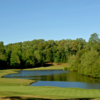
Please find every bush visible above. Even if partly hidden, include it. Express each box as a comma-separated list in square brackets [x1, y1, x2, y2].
[63, 67, 67, 71]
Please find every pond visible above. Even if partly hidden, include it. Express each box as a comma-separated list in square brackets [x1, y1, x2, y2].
[3, 70, 100, 89]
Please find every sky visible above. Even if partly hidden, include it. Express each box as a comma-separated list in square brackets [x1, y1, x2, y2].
[0, 0, 100, 45]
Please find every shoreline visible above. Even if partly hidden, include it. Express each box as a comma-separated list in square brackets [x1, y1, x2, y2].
[0, 66, 65, 87]
[1, 66, 100, 99]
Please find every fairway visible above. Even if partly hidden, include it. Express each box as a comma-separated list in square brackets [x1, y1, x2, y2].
[1, 86, 100, 99]
[0, 68, 100, 100]
[24, 63, 67, 70]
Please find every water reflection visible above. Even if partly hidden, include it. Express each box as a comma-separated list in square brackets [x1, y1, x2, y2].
[4, 70, 100, 89]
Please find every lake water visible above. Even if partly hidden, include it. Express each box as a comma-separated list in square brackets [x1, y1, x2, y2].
[3, 70, 100, 89]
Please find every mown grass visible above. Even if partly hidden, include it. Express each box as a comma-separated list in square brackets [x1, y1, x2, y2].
[0, 65, 100, 100]
[1, 86, 100, 99]
[24, 65, 66, 71]
[0, 69, 34, 86]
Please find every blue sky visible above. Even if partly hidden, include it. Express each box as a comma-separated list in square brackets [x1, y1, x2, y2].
[0, 0, 100, 45]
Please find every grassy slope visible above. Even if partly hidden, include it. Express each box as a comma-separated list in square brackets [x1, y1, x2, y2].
[24, 63, 67, 70]
[0, 69, 34, 86]
[24, 66, 65, 70]
[0, 64, 100, 99]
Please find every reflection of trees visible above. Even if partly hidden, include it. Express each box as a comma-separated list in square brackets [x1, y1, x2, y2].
[41, 73, 68, 81]
[37, 72, 100, 83]
[66, 71, 100, 83]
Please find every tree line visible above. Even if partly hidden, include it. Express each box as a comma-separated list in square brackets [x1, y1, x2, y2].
[0, 33, 100, 78]
[66, 33, 100, 78]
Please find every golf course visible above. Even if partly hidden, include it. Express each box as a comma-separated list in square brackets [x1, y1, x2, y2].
[1, 0, 100, 99]
[0, 63, 100, 100]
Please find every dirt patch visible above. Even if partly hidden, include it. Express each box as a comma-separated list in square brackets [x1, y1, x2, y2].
[45, 62, 68, 66]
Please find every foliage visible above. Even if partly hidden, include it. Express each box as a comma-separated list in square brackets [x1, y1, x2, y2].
[92, 56, 100, 77]
[78, 50, 99, 76]
[1, 33, 100, 78]
[63, 67, 67, 71]
[67, 51, 81, 71]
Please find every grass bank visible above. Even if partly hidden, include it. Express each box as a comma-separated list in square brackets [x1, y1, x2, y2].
[0, 69, 35, 86]
[24, 63, 68, 70]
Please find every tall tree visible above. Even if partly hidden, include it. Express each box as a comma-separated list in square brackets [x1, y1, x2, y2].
[0, 42, 6, 69]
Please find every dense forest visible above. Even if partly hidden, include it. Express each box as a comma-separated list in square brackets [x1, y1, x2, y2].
[0, 33, 100, 78]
